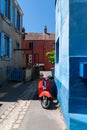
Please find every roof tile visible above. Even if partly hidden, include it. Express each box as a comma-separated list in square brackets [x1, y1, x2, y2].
[25, 32, 55, 40]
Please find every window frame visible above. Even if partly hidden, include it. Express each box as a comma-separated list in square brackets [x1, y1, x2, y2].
[16, 43, 20, 49]
[28, 42, 33, 50]
[0, 32, 12, 58]
[5, 0, 10, 20]
[17, 10, 20, 30]
[56, 38, 59, 63]
[4, 34, 10, 57]
[14, 7, 22, 31]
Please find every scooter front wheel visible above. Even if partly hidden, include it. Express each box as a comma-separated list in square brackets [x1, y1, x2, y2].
[41, 96, 50, 109]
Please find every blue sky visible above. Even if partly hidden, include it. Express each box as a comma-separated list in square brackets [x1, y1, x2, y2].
[17, 0, 55, 33]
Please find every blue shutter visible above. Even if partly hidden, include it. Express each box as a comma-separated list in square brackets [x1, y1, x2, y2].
[10, 0, 13, 23]
[1, 33, 5, 56]
[9, 39, 12, 58]
[1, 0, 5, 15]
[20, 16, 22, 32]
[14, 8, 17, 28]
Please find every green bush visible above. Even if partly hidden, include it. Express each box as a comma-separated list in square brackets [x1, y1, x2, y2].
[46, 50, 55, 65]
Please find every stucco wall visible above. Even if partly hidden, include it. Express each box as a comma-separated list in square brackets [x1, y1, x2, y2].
[55, 0, 69, 129]
[0, 8, 25, 83]
[69, 1, 87, 56]
[69, 1, 87, 129]
[55, 0, 87, 130]
[24, 68, 32, 81]
[22, 40, 54, 70]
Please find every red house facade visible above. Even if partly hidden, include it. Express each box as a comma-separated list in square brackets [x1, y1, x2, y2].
[22, 26, 55, 70]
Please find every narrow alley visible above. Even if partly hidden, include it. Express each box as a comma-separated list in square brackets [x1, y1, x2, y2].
[0, 72, 66, 130]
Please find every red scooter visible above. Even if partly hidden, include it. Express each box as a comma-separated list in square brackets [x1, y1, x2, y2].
[38, 75, 52, 109]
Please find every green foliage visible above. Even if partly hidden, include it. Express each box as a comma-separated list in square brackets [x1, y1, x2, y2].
[46, 50, 55, 65]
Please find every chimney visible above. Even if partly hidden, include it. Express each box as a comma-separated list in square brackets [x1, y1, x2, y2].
[22, 27, 25, 33]
[44, 25, 47, 34]
[22, 27, 25, 39]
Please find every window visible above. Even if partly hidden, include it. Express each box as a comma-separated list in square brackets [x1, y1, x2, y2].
[0, 0, 12, 22]
[50, 43, 55, 49]
[28, 42, 34, 50]
[4, 35, 9, 56]
[55, 0, 57, 6]
[17, 10, 20, 30]
[14, 7, 22, 31]
[5, 0, 7, 17]
[5, 0, 10, 20]
[16, 43, 20, 49]
[0, 32, 12, 58]
[56, 38, 59, 63]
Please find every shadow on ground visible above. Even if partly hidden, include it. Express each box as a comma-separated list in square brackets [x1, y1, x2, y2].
[0, 78, 57, 108]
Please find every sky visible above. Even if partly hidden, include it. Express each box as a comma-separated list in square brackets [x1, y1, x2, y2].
[17, 0, 55, 33]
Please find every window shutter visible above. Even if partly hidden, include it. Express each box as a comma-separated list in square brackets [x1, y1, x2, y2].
[1, 0, 5, 15]
[9, 39, 12, 58]
[10, 0, 13, 23]
[1, 33, 5, 56]
[20, 16, 22, 32]
[14, 8, 17, 28]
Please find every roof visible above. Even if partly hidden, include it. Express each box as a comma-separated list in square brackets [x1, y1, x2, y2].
[25, 32, 55, 41]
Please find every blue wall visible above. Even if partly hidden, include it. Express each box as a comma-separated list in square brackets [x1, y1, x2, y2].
[69, 1, 87, 56]
[69, 57, 87, 130]
[55, 0, 87, 130]
[70, 57, 87, 99]
[55, 0, 69, 129]
[70, 113, 87, 130]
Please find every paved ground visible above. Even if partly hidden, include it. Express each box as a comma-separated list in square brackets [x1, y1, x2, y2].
[0, 71, 67, 130]
[19, 98, 66, 130]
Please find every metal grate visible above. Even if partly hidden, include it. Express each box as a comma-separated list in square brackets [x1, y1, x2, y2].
[7, 67, 23, 81]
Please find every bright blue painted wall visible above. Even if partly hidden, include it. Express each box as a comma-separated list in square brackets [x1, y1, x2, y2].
[70, 113, 87, 130]
[55, 0, 87, 130]
[69, 57, 87, 130]
[55, 0, 69, 129]
[70, 1, 87, 56]
[69, 57, 87, 99]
